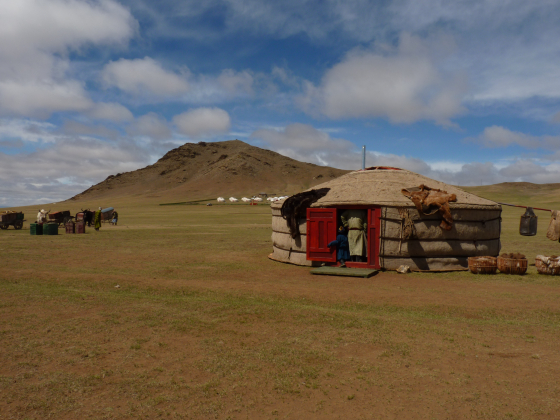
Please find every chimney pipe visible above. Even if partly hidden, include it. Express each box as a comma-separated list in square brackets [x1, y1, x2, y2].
[362, 145, 366, 170]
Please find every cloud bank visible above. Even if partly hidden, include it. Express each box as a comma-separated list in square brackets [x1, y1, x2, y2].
[173, 108, 231, 138]
[101, 57, 190, 96]
[0, 0, 136, 118]
[298, 34, 466, 125]
[252, 123, 560, 186]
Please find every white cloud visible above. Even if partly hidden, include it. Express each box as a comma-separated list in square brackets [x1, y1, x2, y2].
[59, 121, 121, 140]
[250, 122, 560, 187]
[0, 138, 149, 207]
[298, 34, 466, 125]
[252, 123, 433, 171]
[127, 0, 560, 118]
[101, 57, 190, 96]
[173, 107, 231, 138]
[217, 69, 254, 95]
[472, 126, 560, 150]
[0, 119, 57, 143]
[271, 66, 300, 88]
[0, 0, 136, 118]
[180, 69, 261, 104]
[251, 123, 355, 166]
[0, 0, 135, 57]
[127, 113, 172, 140]
[386, 1, 560, 107]
[0, 80, 93, 119]
[123, 0, 387, 42]
[86, 102, 134, 122]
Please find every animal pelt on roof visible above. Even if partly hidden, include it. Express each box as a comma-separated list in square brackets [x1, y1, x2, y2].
[402, 184, 457, 231]
[281, 188, 330, 239]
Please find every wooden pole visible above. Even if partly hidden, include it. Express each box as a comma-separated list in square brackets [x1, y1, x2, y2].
[498, 202, 552, 212]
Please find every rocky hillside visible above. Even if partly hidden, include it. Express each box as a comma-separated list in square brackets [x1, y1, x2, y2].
[70, 140, 349, 201]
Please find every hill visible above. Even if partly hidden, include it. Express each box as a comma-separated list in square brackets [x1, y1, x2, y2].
[463, 182, 560, 209]
[70, 140, 350, 202]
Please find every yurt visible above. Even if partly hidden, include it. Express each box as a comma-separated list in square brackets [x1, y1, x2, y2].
[269, 167, 501, 271]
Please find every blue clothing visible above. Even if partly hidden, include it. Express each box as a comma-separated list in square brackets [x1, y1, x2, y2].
[328, 233, 350, 262]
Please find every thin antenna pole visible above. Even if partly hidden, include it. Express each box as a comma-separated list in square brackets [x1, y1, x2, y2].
[362, 145, 366, 170]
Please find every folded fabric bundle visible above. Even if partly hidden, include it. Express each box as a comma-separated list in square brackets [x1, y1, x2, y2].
[546, 210, 560, 242]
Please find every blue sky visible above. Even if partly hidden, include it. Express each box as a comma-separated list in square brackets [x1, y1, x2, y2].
[2, 0, 560, 206]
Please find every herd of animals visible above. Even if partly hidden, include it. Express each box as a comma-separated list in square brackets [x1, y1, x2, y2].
[216, 196, 289, 203]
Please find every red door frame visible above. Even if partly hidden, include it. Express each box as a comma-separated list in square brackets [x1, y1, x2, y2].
[306, 206, 381, 269]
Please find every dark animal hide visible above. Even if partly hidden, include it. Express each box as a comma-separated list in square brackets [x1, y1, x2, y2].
[281, 188, 330, 239]
[80, 208, 94, 227]
[401, 184, 457, 231]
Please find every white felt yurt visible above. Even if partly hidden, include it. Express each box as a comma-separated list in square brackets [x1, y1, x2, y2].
[269, 167, 501, 271]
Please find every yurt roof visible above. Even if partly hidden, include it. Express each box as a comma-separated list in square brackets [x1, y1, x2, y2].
[302, 167, 500, 209]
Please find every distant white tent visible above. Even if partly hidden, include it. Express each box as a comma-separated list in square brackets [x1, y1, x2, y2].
[229, 197, 238, 202]
[217, 197, 225, 203]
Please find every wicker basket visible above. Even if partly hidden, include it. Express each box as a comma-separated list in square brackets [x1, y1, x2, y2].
[468, 256, 497, 274]
[497, 256, 528, 275]
[535, 256, 560, 276]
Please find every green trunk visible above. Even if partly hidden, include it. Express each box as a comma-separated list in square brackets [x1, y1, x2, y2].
[43, 223, 58, 235]
[30, 223, 43, 235]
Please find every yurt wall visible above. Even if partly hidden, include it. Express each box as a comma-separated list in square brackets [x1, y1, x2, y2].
[379, 206, 501, 271]
[269, 201, 321, 267]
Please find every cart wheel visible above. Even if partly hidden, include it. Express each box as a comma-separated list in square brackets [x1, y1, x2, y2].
[14, 221, 23, 230]
[0, 225, 8, 230]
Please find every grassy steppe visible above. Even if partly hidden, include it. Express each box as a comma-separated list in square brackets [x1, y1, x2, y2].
[1, 187, 560, 419]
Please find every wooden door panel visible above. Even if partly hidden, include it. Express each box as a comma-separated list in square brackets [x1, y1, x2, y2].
[306, 208, 337, 262]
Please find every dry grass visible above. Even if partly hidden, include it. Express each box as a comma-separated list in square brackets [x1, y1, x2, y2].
[1, 190, 560, 419]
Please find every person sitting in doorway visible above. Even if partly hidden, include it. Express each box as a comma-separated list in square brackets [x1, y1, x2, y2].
[328, 226, 350, 267]
[341, 209, 367, 262]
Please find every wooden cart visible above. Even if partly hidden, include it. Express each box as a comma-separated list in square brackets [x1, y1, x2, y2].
[48, 210, 74, 227]
[0, 212, 25, 230]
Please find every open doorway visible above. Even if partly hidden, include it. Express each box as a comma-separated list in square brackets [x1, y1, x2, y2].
[306, 206, 381, 269]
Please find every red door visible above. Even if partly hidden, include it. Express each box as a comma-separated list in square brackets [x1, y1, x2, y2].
[367, 207, 381, 269]
[306, 208, 337, 262]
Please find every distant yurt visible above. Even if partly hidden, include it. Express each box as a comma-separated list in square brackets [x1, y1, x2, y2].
[269, 167, 501, 271]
